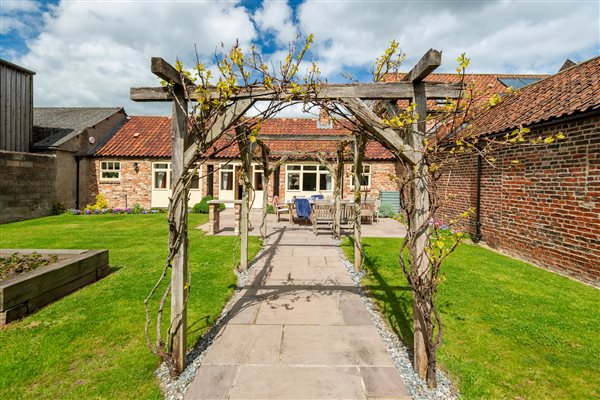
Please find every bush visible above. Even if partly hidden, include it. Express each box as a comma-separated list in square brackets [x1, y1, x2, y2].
[85, 194, 109, 212]
[266, 204, 274, 214]
[52, 203, 66, 215]
[192, 196, 225, 214]
[132, 203, 143, 214]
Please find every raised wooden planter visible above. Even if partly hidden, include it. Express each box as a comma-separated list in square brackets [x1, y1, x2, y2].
[0, 249, 109, 326]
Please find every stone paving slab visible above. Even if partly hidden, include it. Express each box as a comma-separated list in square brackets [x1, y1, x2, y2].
[185, 225, 410, 400]
[280, 325, 395, 366]
[201, 325, 282, 365]
[229, 366, 365, 399]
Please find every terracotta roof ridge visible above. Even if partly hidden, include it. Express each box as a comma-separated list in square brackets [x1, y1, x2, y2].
[507, 55, 600, 94]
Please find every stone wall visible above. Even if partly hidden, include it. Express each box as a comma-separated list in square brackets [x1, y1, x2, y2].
[0, 150, 57, 223]
[437, 114, 600, 284]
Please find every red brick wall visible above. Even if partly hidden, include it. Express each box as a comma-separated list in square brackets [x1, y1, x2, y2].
[89, 158, 153, 208]
[438, 114, 600, 284]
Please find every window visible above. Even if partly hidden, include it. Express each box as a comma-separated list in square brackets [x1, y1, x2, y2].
[286, 164, 332, 192]
[100, 161, 121, 180]
[319, 166, 332, 191]
[253, 165, 264, 191]
[220, 164, 234, 191]
[190, 168, 200, 190]
[153, 163, 170, 189]
[152, 162, 200, 190]
[351, 165, 371, 188]
[287, 165, 301, 190]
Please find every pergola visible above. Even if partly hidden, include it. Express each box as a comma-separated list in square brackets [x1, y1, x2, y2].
[130, 49, 461, 380]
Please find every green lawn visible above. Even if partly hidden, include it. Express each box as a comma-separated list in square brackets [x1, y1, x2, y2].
[342, 237, 600, 400]
[0, 214, 260, 399]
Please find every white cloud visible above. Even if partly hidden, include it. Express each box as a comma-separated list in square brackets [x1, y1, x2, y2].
[1, 0, 39, 13]
[6, 0, 599, 118]
[297, 0, 599, 76]
[253, 1, 297, 46]
[16, 1, 256, 115]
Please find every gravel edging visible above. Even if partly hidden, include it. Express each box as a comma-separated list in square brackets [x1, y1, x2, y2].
[335, 242, 459, 400]
[155, 243, 269, 400]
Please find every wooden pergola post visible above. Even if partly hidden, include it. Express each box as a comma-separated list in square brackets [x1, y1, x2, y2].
[400, 50, 440, 380]
[333, 144, 345, 238]
[170, 85, 189, 373]
[236, 126, 253, 271]
[353, 132, 367, 271]
[259, 143, 270, 239]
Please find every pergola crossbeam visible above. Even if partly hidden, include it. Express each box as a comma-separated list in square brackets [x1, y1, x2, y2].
[183, 99, 255, 165]
[342, 97, 418, 165]
[130, 81, 462, 102]
[401, 49, 441, 83]
[257, 134, 354, 141]
[151, 57, 193, 87]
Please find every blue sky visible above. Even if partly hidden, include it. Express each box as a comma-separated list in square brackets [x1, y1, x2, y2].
[1, 0, 598, 116]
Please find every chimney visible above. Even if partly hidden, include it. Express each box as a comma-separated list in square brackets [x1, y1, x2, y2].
[317, 107, 332, 129]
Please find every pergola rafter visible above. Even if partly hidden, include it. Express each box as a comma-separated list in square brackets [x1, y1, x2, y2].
[131, 48, 457, 380]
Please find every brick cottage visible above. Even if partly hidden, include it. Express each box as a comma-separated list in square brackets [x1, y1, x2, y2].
[90, 115, 402, 209]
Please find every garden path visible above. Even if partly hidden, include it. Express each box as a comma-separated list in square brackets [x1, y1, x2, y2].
[185, 225, 411, 399]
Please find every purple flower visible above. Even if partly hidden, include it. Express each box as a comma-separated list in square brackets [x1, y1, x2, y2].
[85, 209, 91, 215]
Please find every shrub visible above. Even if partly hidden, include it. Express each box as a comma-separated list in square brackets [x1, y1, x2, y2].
[266, 204, 274, 214]
[132, 203, 143, 214]
[52, 203, 66, 215]
[378, 203, 396, 218]
[85, 194, 109, 212]
[192, 196, 225, 214]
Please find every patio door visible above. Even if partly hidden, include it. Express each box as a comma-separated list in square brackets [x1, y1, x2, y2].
[218, 163, 263, 209]
[219, 163, 236, 206]
[252, 165, 264, 209]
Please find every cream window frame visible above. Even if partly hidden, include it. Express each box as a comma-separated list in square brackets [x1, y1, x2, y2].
[100, 161, 121, 181]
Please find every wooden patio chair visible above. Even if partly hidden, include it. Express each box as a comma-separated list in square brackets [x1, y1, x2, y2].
[361, 198, 376, 225]
[312, 199, 334, 235]
[273, 195, 291, 224]
[340, 201, 354, 230]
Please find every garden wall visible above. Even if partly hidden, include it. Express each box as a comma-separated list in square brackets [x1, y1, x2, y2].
[0, 150, 57, 224]
[438, 114, 600, 284]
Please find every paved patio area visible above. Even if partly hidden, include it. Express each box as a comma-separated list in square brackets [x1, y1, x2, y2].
[184, 225, 410, 399]
[197, 208, 407, 238]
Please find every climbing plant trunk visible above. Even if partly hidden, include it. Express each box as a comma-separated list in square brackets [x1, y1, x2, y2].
[353, 133, 367, 271]
[237, 127, 252, 271]
[333, 145, 345, 238]
[410, 81, 434, 385]
[260, 144, 270, 239]
[169, 87, 189, 373]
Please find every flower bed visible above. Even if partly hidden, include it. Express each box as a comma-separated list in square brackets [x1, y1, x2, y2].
[67, 207, 166, 215]
[0, 252, 58, 281]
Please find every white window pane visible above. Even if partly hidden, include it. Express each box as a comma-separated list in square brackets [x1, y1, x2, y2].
[320, 174, 332, 191]
[302, 173, 317, 191]
[287, 173, 300, 190]
[221, 171, 233, 190]
[154, 171, 168, 189]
